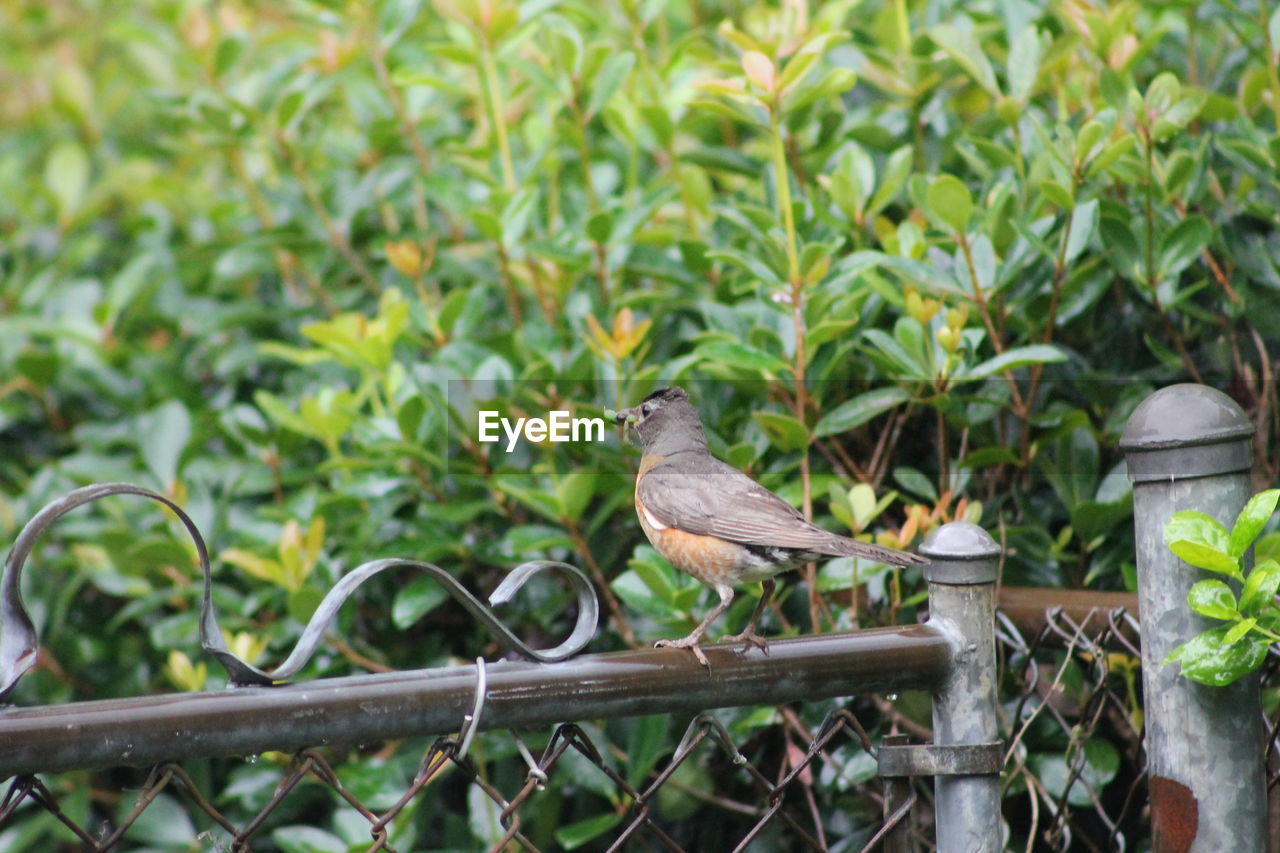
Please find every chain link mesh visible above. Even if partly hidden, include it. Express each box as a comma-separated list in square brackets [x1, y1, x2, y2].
[4, 602, 1279, 851]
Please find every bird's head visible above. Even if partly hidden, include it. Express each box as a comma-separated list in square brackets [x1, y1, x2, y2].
[608, 387, 706, 453]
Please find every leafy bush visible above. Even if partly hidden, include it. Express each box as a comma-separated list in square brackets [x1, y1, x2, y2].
[2, 0, 1278, 848]
[1165, 489, 1280, 685]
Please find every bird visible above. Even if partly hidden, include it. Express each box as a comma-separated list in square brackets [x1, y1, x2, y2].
[611, 386, 928, 667]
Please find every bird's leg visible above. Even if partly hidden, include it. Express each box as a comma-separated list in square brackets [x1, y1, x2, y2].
[722, 579, 775, 655]
[655, 585, 734, 668]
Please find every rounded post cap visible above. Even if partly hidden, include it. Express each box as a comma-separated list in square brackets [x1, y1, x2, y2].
[919, 522, 1000, 584]
[1120, 384, 1252, 482]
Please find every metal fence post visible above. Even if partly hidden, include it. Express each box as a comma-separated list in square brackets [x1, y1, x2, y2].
[1120, 383, 1266, 852]
[920, 521, 1002, 853]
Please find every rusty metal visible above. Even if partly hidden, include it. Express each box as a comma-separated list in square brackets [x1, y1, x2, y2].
[1150, 775, 1198, 853]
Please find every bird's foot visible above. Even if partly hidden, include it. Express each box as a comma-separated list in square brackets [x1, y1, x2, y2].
[654, 636, 710, 669]
[722, 626, 769, 656]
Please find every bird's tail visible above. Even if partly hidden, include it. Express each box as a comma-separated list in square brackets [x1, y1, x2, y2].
[822, 535, 929, 566]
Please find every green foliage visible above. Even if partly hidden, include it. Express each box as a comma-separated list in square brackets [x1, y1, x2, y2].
[1164, 490, 1280, 686]
[2, 0, 1278, 847]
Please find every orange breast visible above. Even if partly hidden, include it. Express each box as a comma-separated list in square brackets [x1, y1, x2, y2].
[635, 470, 746, 587]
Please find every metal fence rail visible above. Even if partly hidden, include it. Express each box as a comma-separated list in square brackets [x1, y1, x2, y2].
[0, 626, 950, 778]
[0, 489, 1002, 851]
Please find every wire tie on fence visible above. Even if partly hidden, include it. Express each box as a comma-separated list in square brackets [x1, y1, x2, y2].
[455, 656, 487, 762]
[510, 731, 548, 790]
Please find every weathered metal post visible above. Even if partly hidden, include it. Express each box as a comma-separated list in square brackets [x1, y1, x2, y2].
[920, 521, 1002, 852]
[1121, 383, 1266, 851]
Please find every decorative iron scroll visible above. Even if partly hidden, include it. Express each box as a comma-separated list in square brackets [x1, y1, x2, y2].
[0, 483, 600, 700]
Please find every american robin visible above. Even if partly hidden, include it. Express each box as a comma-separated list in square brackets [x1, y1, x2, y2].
[611, 386, 928, 667]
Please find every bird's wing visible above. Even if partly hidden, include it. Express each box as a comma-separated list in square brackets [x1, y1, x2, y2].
[638, 454, 914, 562]
[638, 455, 807, 542]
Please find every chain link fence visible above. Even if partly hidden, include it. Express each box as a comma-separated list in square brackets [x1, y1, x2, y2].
[10, 591, 1271, 852]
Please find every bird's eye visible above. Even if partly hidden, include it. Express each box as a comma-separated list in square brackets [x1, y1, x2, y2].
[640, 403, 652, 417]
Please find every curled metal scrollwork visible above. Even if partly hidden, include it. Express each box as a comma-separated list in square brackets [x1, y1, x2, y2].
[0, 483, 600, 700]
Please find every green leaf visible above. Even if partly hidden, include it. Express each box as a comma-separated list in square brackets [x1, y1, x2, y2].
[1038, 179, 1074, 210]
[1223, 618, 1258, 646]
[1186, 579, 1239, 621]
[1165, 510, 1231, 555]
[45, 141, 90, 222]
[625, 714, 671, 789]
[473, 208, 502, 242]
[867, 146, 913, 217]
[585, 52, 634, 118]
[119, 792, 196, 847]
[782, 66, 856, 113]
[776, 43, 821, 94]
[1075, 120, 1105, 163]
[893, 466, 937, 502]
[557, 470, 597, 521]
[555, 812, 622, 850]
[1026, 739, 1119, 808]
[959, 446, 1021, 468]
[392, 575, 451, 629]
[1040, 426, 1099, 511]
[926, 175, 972, 234]
[136, 399, 192, 487]
[214, 35, 246, 77]
[961, 345, 1066, 380]
[804, 318, 858, 350]
[1100, 214, 1143, 281]
[1064, 198, 1099, 264]
[694, 340, 791, 376]
[271, 826, 347, 853]
[494, 477, 563, 522]
[255, 390, 317, 439]
[1072, 498, 1132, 545]
[1007, 26, 1046, 101]
[814, 387, 910, 437]
[752, 411, 810, 451]
[1169, 540, 1241, 577]
[931, 23, 998, 95]
[1086, 134, 1136, 179]
[681, 146, 759, 176]
[706, 247, 785, 287]
[1157, 216, 1211, 280]
[1144, 72, 1181, 115]
[1229, 489, 1280, 558]
[586, 209, 614, 243]
[1240, 560, 1280, 616]
[1153, 91, 1206, 140]
[501, 188, 537, 247]
[861, 328, 930, 378]
[828, 144, 874, 219]
[847, 483, 878, 528]
[1164, 626, 1270, 686]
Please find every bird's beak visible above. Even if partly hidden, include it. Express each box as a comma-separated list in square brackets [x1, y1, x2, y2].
[607, 406, 638, 425]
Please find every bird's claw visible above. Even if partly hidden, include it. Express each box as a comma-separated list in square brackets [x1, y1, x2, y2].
[654, 637, 710, 669]
[722, 627, 769, 657]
